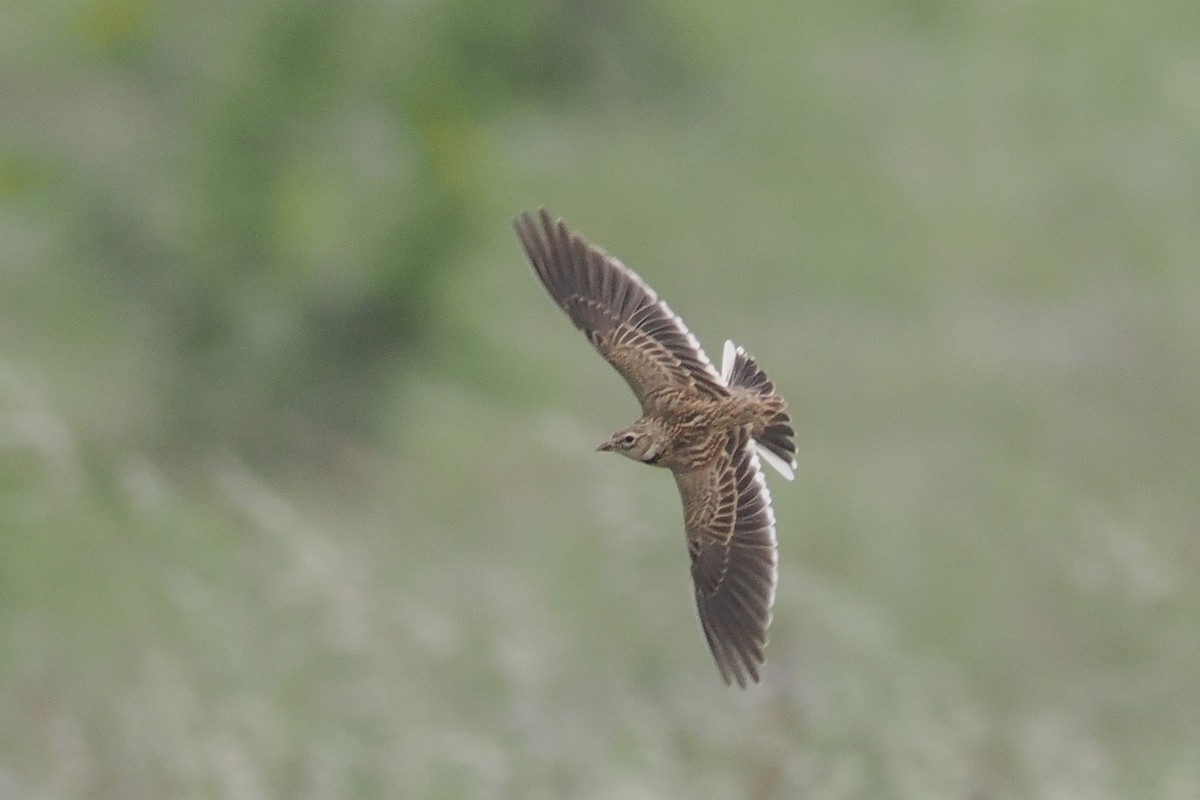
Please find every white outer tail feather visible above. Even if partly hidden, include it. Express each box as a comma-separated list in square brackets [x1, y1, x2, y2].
[720, 339, 795, 481]
[720, 339, 737, 383]
[756, 445, 795, 481]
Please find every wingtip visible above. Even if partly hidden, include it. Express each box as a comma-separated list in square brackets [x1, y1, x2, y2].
[511, 212, 530, 236]
[513, 207, 555, 226]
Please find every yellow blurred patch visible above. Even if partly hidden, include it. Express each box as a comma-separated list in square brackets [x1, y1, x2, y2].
[0, 155, 40, 196]
[75, 0, 148, 48]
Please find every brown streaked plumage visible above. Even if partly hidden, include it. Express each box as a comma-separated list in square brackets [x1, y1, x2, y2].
[514, 208, 797, 687]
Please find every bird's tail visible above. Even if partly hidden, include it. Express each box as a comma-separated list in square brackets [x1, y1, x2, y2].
[722, 341, 796, 481]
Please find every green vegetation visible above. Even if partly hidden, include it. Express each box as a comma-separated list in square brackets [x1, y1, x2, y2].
[2, 0, 1198, 796]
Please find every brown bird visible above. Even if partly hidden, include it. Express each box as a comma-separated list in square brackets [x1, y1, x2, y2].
[514, 209, 796, 687]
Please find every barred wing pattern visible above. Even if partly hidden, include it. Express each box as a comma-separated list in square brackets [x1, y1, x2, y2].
[514, 209, 726, 409]
[677, 426, 778, 687]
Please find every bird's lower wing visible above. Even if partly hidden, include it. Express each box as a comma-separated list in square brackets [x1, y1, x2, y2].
[676, 426, 778, 687]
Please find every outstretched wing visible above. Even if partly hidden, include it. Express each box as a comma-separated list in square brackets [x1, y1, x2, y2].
[675, 426, 778, 687]
[514, 209, 726, 409]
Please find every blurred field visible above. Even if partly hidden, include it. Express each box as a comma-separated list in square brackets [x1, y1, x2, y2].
[3, 0, 1199, 797]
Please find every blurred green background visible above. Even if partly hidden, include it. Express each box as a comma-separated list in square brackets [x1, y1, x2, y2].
[3, 0, 1199, 796]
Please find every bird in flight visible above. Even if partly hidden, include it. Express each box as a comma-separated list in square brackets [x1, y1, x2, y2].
[514, 209, 796, 687]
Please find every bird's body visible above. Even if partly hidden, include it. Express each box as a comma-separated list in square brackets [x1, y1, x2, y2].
[514, 209, 796, 687]
[605, 388, 778, 471]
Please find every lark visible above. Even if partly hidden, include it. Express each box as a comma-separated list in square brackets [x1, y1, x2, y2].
[514, 209, 796, 687]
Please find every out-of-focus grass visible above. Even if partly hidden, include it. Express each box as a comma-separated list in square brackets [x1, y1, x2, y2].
[3, 0, 1200, 797]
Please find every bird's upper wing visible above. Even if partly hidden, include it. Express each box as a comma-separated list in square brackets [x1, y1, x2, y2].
[514, 209, 727, 409]
[675, 425, 778, 687]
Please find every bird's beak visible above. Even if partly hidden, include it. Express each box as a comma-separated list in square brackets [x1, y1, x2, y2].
[596, 439, 614, 452]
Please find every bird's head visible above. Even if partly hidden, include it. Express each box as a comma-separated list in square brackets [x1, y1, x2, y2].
[597, 423, 662, 464]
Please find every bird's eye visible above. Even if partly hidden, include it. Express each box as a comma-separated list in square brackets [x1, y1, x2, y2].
[621, 433, 636, 447]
